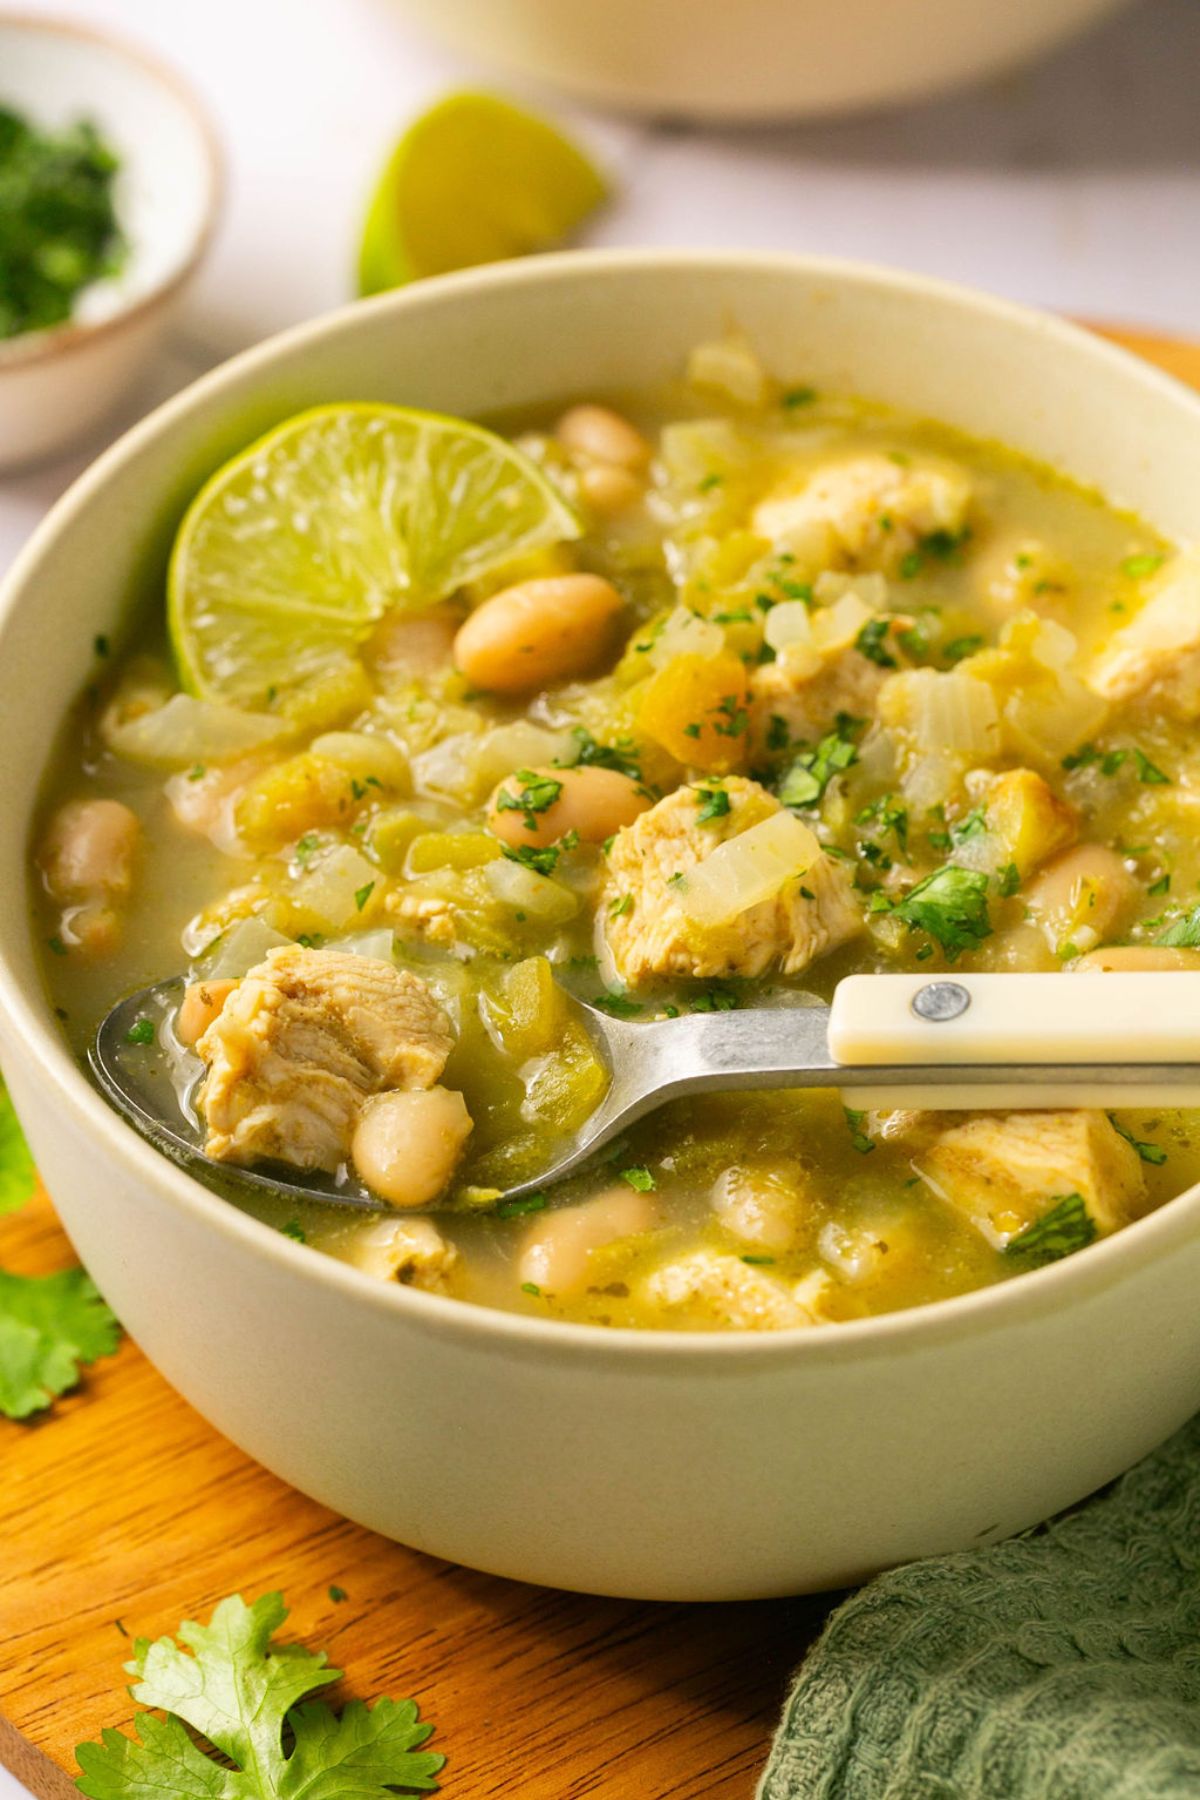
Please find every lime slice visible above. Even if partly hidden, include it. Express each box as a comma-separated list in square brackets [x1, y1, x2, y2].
[358, 90, 608, 295]
[169, 403, 580, 711]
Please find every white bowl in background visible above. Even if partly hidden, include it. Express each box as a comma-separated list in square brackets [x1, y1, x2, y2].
[0, 15, 221, 471]
[2, 252, 1200, 1601]
[396, 0, 1132, 120]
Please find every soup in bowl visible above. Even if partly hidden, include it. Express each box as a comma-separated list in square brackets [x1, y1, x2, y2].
[4, 253, 1200, 1597]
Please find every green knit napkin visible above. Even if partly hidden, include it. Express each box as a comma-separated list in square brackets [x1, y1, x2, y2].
[759, 1417, 1200, 1799]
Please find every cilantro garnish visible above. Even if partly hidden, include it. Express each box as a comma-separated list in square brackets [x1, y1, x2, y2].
[496, 769, 564, 832]
[73, 1591, 443, 1800]
[125, 1018, 155, 1046]
[1002, 1194, 1096, 1268]
[0, 1079, 36, 1216]
[592, 989, 643, 1018]
[0, 109, 126, 341]
[354, 881, 375, 912]
[844, 1107, 875, 1154]
[1121, 553, 1164, 580]
[294, 832, 320, 866]
[856, 795, 909, 854]
[694, 786, 732, 826]
[778, 724, 859, 809]
[0, 1266, 119, 1420]
[521, 1281, 542, 1297]
[712, 693, 749, 738]
[951, 808, 987, 845]
[689, 983, 743, 1012]
[1156, 907, 1200, 948]
[1148, 874, 1171, 897]
[997, 862, 1022, 898]
[328, 1584, 348, 1603]
[1062, 743, 1170, 784]
[765, 714, 790, 754]
[1109, 1116, 1167, 1165]
[854, 617, 898, 669]
[886, 865, 993, 962]
[941, 634, 985, 666]
[560, 727, 642, 783]
[495, 1192, 548, 1218]
[620, 1166, 656, 1191]
[782, 385, 817, 408]
[280, 1219, 307, 1243]
[502, 829, 577, 876]
[899, 550, 922, 580]
[741, 1254, 776, 1265]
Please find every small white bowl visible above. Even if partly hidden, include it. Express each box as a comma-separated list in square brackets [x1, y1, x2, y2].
[0, 15, 221, 471]
[396, 0, 1131, 120]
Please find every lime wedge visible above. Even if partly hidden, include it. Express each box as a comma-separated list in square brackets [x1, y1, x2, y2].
[168, 403, 580, 712]
[358, 91, 607, 295]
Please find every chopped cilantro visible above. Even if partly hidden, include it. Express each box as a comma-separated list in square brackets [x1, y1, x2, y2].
[1133, 748, 1170, 785]
[561, 727, 642, 782]
[941, 634, 985, 665]
[609, 893, 633, 918]
[766, 714, 790, 754]
[698, 472, 723, 492]
[712, 693, 749, 737]
[1121, 553, 1165, 579]
[620, 1166, 656, 1191]
[1148, 874, 1171, 897]
[856, 795, 909, 853]
[782, 385, 817, 408]
[1062, 742, 1170, 784]
[683, 721, 702, 739]
[887, 865, 993, 962]
[503, 842, 561, 876]
[854, 617, 898, 669]
[496, 768, 563, 832]
[778, 727, 858, 809]
[521, 1281, 542, 1296]
[1109, 1116, 1167, 1165]
[1002, 1194, 1096, 1268]
[844, 1107, 875, 1155]
[280, 1219, 307, 1243]
[354, 881, 375, 912]
[296, 932, 325, 949]
[328, 1584, 348, 1603]
[694, 785, 732, 825]
[0, 109, 126, 341]
[899, 550, 923, 580]
[73, 1591, 443, 1800]
[741, 1254, 776, 1265]
[94, 634, 110, 657]
[47, 934, 67, 957]
[1156, 906, 1200, 948]
[294, 832, 320, 866]
[186, 763, 206, 782]
[997, 862, 1022, 898]
[496, 1192, 548, 1218]
[124, 1018, 155, 1046]
[592, 989, 643, 1018]
[689, 983, 743, 1012]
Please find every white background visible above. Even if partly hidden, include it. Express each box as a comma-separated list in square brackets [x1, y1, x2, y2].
[2, 0, 1198, 1787]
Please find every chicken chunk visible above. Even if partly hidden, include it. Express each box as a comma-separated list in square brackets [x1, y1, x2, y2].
[750, 643, 888, 751]
[643, 1250, 828, 1331]
[913, 1109, 1146, 1248]
[751, 452, 972, 576]
[710, 1163, 811, 1253]
[334, 1215, 460, 1292]
[1088, 553, 1200, 719]
[603, 777, 861, 986]
[196, 945, 455, 1172]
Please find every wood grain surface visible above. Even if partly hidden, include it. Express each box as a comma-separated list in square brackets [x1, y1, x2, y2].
[1, 324, 1196, 1800]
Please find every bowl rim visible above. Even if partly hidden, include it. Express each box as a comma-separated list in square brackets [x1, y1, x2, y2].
[0, 9, 224, 372]
[5, 245, 1200, 1368]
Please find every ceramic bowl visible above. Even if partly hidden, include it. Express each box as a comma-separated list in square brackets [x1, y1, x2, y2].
[396, 0, 1131, 120]
[0, 16, 221, 471]
[2, 252, 1200, 1602]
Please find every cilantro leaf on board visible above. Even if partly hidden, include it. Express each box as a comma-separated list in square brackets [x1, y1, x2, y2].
[0, 1267, 119, 1420]
[74, 1592, 444, 1799]
[1002, 1194, 1097, 1269]
[0, 1078, 36, 1214]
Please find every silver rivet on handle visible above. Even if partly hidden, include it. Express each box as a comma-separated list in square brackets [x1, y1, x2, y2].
[912, 980, 971, 1022]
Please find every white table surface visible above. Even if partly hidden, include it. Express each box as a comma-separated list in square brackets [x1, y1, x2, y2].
[2, 0, 1198, 1786]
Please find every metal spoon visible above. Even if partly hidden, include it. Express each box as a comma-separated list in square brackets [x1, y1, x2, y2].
[92, 969, 1200, 1213]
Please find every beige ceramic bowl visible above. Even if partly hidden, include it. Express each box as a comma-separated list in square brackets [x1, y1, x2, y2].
[397, 0, 1131, 120]
[2, 252, 1200, 1601]
[0, 16, 221, 470]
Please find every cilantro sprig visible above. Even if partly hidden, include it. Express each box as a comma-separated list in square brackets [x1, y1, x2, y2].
[496, 769, 563, 833]
[74, 1592, 444, 1799]
[778, 716, 862, 810]
[1002, 1194, 1096, 1269]
[877, 865, 993, 963]
[0, 1266, 119, 1420]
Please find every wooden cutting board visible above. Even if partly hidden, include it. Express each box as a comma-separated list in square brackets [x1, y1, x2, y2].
[2, 324, 1197, 1800]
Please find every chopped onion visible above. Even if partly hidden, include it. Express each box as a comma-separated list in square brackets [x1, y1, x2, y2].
[650, 605, 725, 667]
[469, 721, 577, 789]
[103, 694, 290, 769]
[485, 859, 580, 923]
[311, 731, 410, 790]
[324, 928, 396, 961]
[881, 669, 1000, 757]
[657, 420, 750, 497]
[411, 730, 479, 799]
[686, 334, 770, 407]
[203, 917, 291, 979]
[678, 812, 821, 928]
[293, 844, 379, 928]
[764, 601, 813, 653]
[1004, 676, 1107, 764]
[811, 591, 874, 653]
[813, 571, 888, 612]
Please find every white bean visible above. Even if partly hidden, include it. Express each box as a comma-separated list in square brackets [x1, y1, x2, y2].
[40, 798, 139, 902]
[487, 764, 649, 848]
[351, 1086, 472, 1208]
[453, 575, 624, 696]
[556, 404, 650, 472]
[518, 1186, 655, 1295]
